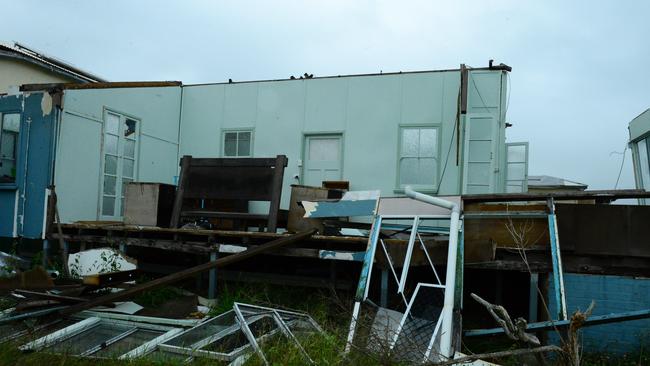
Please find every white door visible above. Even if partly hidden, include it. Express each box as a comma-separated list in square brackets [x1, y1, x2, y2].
[303, 135, 342, 187]
[463, 114, 498, 194]
[505, 142, 529, 193]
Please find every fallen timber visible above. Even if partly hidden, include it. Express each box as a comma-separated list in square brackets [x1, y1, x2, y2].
[59, 229, 317, 316]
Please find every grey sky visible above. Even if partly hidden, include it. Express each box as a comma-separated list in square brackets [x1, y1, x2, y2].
[5, 0, 649, 190]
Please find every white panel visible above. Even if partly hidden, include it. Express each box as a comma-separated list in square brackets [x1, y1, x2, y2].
[55, 113, 102, 222]
[638, 138, 650, 189]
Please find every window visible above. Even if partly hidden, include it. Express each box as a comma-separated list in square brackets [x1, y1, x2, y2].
[0, 113, 20, 184]
[101, 112, 138, 218]
[398, 127, 438, 188]
[223, 130, 252, 157]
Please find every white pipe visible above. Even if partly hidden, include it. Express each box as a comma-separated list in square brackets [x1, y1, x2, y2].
[405, 186, 460, 359]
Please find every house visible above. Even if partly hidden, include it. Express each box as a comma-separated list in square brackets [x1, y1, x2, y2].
[527, 175, 588, 193]
[0, 42, 105, 95]
[629, 108, 650, 204]
[0, 63, 526, 239]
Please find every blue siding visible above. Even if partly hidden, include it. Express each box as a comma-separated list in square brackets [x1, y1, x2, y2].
[549, 273, 650, 354]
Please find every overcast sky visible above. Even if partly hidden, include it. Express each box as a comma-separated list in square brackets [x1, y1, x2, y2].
[5, 1, 649, 190]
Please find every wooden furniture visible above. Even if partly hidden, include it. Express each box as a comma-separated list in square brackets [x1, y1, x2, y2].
[169, 155, 288, 232]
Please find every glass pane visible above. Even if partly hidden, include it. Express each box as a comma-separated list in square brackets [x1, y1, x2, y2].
[419, 128, 437, 157]
[399, 158, 418, 185]
[102, 196, 115, 216]
[401, 128, 419, 156]
[122, 159, 134, 178]
[507, 162, 526, 180]
[224, 132, 237, 156]
[2, 113, 20, 133]
[124, 119, 137, 138]
[124, 140, 136, 158]
[103, 175, 116, 195]
[106, 113, 119, 135]
[237, 132, 251, 156]
[165, 311, 236, 347]
[0, 132, 16, 159]
[48, 323, 132, 355]
[639, 139, 650, 189]
[105, 134, 118, 155]
[507, 145, 526, 163]
[309, 138, 339, 161]
[122, 178, 133, 197]
[93, 329, 163, 358]
[104, 155, 117, 174]
[418, 158, 436, 185]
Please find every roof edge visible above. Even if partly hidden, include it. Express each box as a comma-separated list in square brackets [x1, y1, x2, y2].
[20, 81, 182, 92]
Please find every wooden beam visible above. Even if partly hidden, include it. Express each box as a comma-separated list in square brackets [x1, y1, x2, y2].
[462, 189, 650, 203]
[59, 229, 316, 316]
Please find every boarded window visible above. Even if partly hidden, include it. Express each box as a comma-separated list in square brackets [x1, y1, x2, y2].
[0, 113, 20, 184]
[398, 127, 438, 188]
[223, 131, 252, 157]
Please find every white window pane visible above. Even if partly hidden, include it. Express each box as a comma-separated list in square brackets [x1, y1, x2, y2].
[309, 138, 339, 161]
[2, 113, 20, 133]
[224, 132, 237, 156]
[399, 158, 418, 185]
[507, 145, 526, 163]
[106, 113, 119, 135]
[639, 139, 650, 188]
[102, 196, 115, 216]
[401, 129, 419, 156]
[124, 140, 135, 158]
[103, 175, 116, 195]
[237, 132, 251, 156]
[418, 158, 436, 185]
[105, 134, 118, 155]
[104, 155, 117, 175]
[507, 162, 526, 180]
[123, 159, 134, 178]
[419, 128, 437, 157]
[124, 119, 137, 138]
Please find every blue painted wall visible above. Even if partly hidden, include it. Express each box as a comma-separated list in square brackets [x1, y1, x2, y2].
[549, 273, 650, 354]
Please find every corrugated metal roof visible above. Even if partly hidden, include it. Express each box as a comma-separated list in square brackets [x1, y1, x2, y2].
[528, 175, 588, 189]
[0, 42, 106, 83]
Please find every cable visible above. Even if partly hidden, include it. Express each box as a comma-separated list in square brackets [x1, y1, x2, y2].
[613, 144, 628, 189]
[435, 116, 457, 193]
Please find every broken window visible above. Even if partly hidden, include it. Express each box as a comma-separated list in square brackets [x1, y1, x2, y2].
[223, 130, 252, 157]
[0, 113, 20, 184]
[101, 112, 139, 218]
[398, 127, 438, 189]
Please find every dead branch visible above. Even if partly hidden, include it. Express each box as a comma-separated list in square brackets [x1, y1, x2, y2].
[471, 293, 540, 346]
[430, 345, 562, 366]
[563, 301, 596, 366]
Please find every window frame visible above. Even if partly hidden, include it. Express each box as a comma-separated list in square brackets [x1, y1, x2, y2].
[98, 109, 140, 220]
[0, 111, 23, 187]
[221, 128, 254, 158]
[395, 124, 441, 192]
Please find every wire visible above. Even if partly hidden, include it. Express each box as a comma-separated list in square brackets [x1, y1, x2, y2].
[614, 144, 628, 189]
[436, 116, 457, 193]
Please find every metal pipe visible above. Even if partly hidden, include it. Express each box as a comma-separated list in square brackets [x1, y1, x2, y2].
[405, 186, 460, 359]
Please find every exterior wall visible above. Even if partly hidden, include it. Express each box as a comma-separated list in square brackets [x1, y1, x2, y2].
[628, 109, 650, 204]
[180, 70, 509, 210]
[55, 87, 182, 222]
[549, 273, 650, 354]
[0, 92, 58, 239]
[0, 58, 73, 94]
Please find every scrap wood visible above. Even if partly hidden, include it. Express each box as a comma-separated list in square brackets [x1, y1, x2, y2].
[430, 345, 562, 366]
[471, 293, 540, 346]
[15, 300, 60, 311]
[59, 229, 317, 316]
[82, 269, 137, 286]
[0, 267, 54, 291]
[13, 289, 88, 303]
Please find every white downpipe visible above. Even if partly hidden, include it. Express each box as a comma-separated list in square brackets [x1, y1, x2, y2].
[405, 186, 460, 359]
